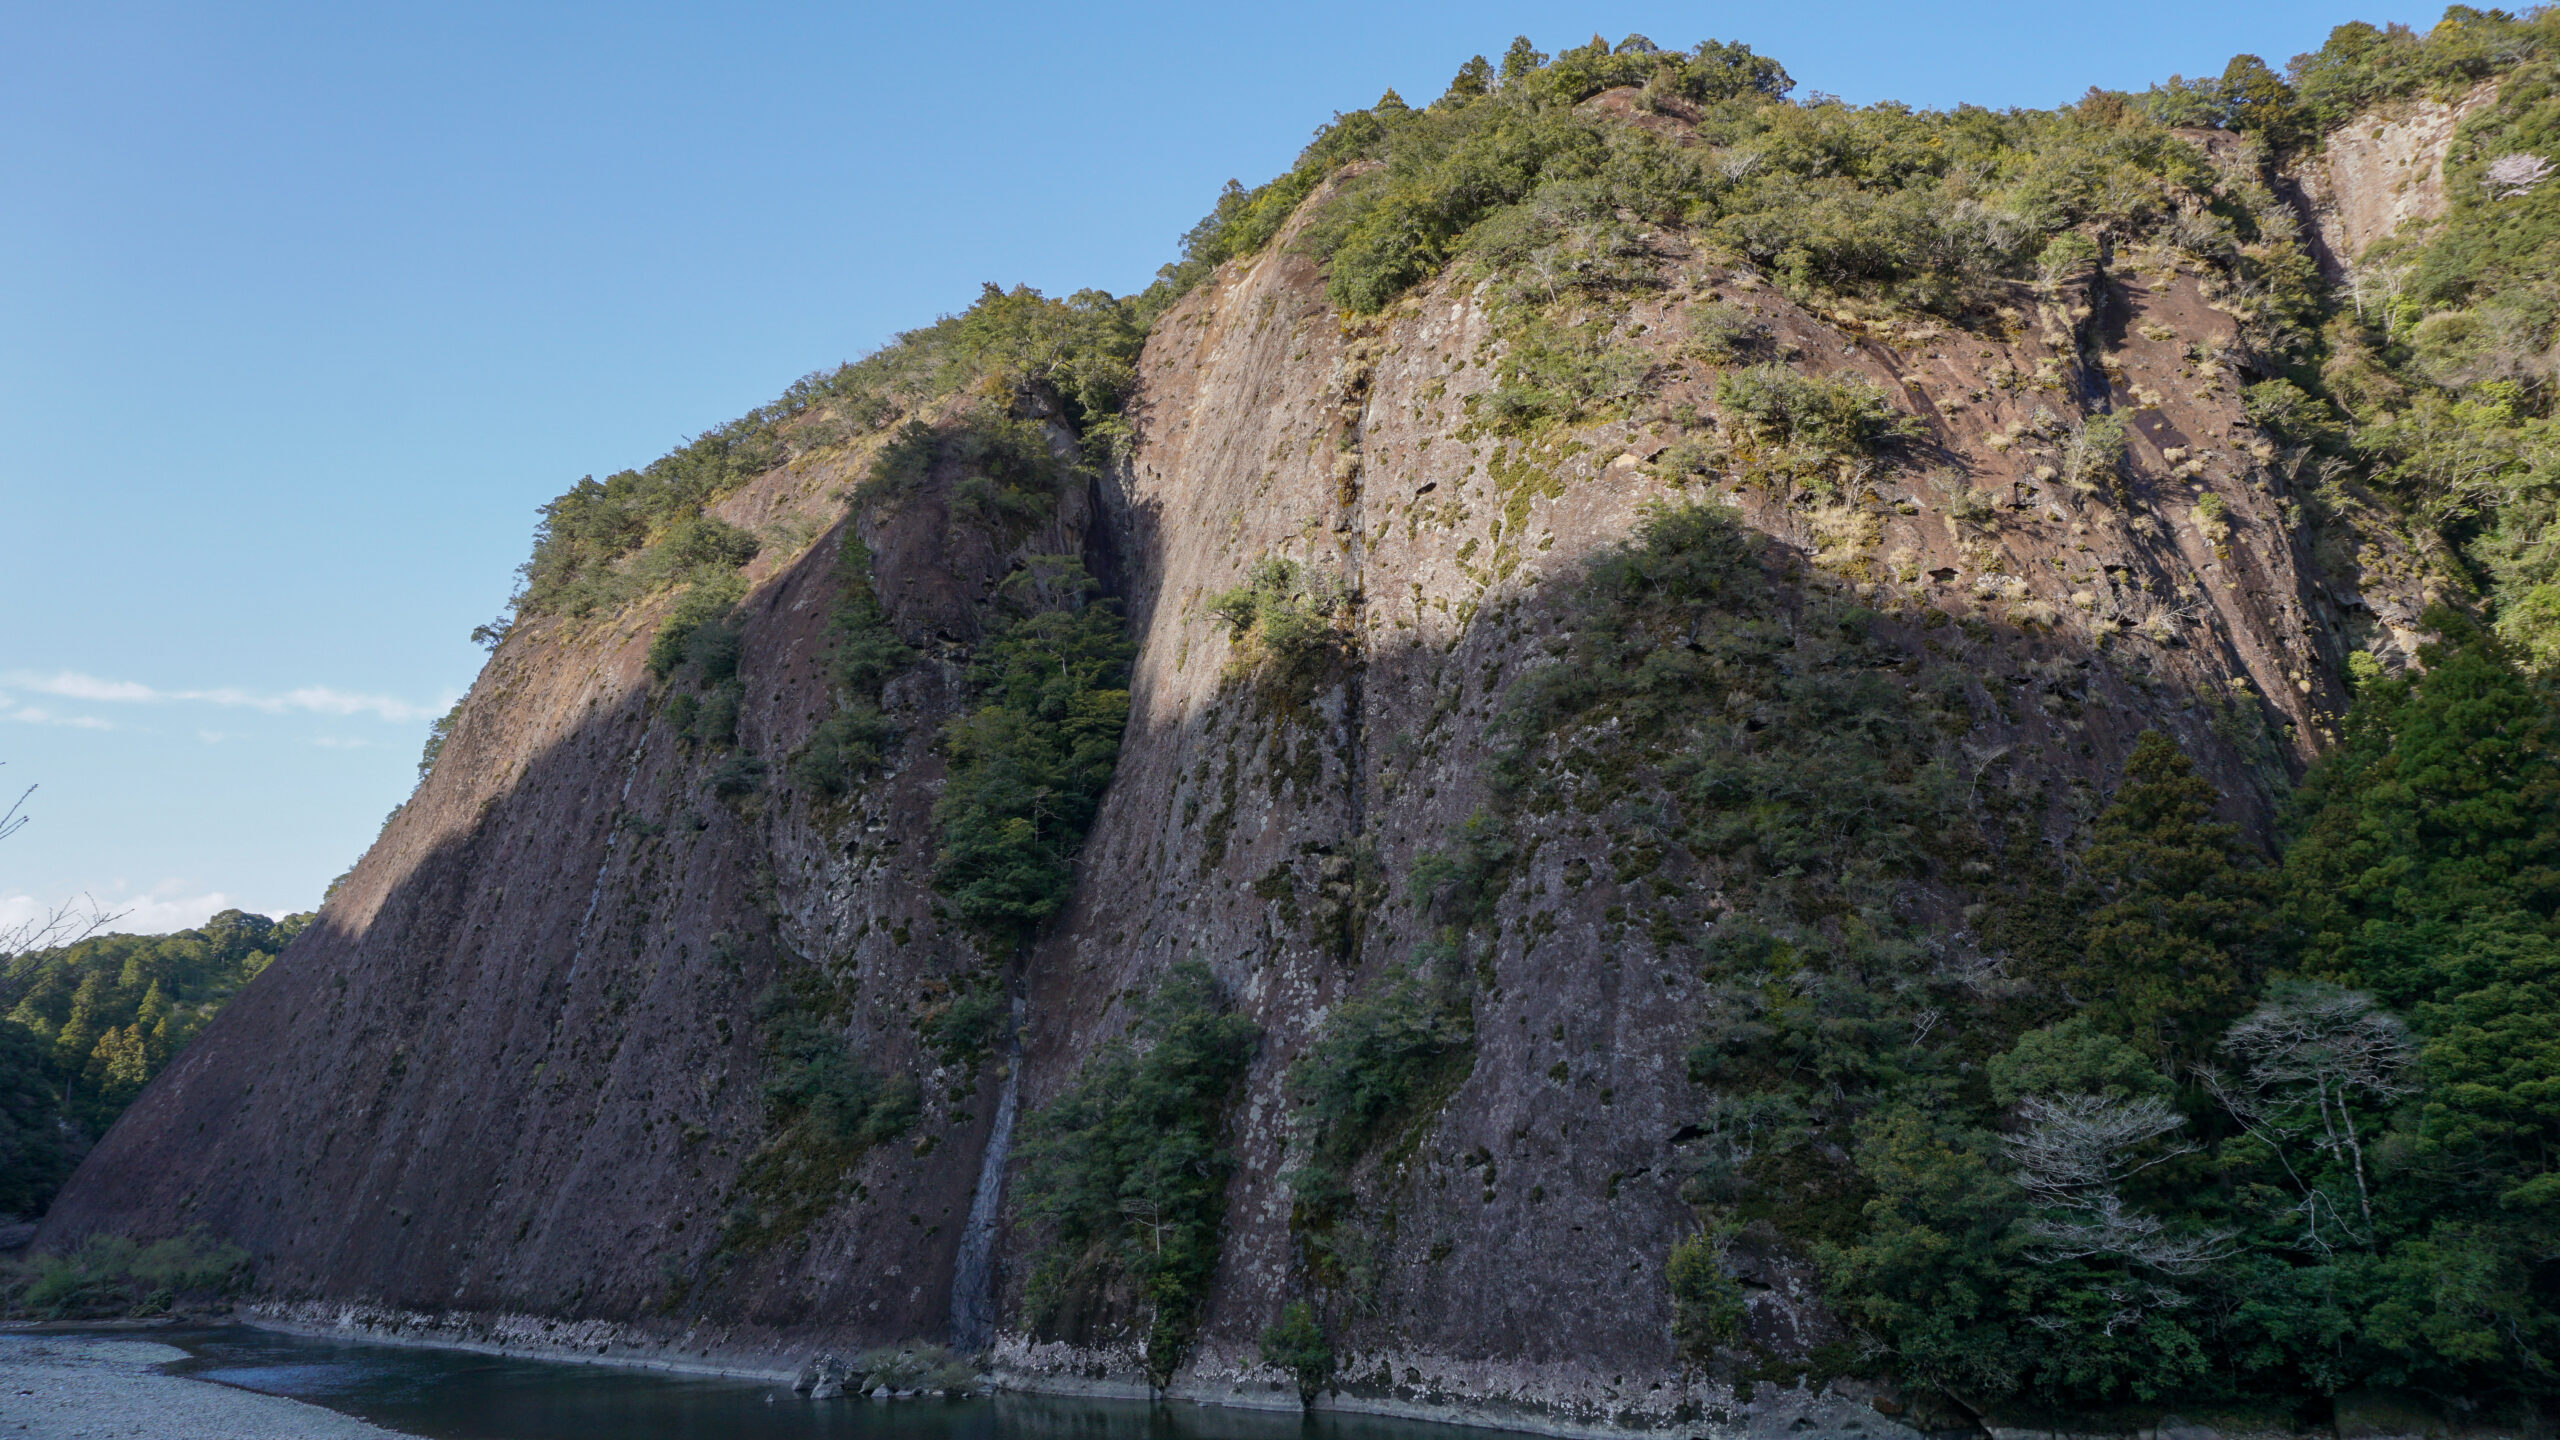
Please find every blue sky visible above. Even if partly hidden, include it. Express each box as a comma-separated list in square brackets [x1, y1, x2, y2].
[0, 0, 2429, 931]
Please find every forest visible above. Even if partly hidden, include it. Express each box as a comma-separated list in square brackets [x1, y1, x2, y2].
[0, 911, 309, 1217]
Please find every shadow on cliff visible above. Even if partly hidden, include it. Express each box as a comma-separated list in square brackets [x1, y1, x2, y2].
[38, 503, 1004, 1355]
[1006, 462, 2334, 1373]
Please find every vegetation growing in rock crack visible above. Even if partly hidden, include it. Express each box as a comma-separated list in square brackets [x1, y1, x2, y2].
[1207, 556, 1355, 705]
[1012, 962, 1258, 1387]
[789, 535, 913, 800]
[1284, 944, 1476, 1301]
[720, 972, 921, 1257]
[1258, 1298, 1336, 1406]
[930, 557, 1134, 955]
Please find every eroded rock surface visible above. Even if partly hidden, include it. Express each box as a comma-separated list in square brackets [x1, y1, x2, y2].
[43, 96, 2440, 1438]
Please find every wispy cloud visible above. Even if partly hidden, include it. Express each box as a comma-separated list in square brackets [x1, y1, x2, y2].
[3, 670, 443, 724]
[0, 887, 274, 937]
[0, 695, 116, 729]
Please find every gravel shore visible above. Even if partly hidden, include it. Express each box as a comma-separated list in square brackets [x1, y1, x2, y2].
[1, 1334, 418, 1439]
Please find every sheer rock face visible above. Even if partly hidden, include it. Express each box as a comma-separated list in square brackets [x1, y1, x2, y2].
[47, 106, 2427, 1432]
[2290, 79, 2501, 272]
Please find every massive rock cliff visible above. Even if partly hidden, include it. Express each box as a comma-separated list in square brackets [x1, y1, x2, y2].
[45, 77, 2450, 1435]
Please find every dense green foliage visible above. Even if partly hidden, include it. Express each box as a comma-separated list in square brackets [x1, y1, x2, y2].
[789, 536, 913, 800]
[1258, 1298, 1336, 1405]
[0, 1021, 68, 1216]
[721, 978, 920, 1255]
[1297, 494, 2560, 1414]
[2, 1229, 249, 1319]
[1818, 625, 2560, 1416]
[0, 910, 310, 1215]
[651, 575, 754, 764]
[2062, 732, 2282, 1065]
[1185, 31, 2222, 327]
[2143, 10, 2547, 134]
[1283, 949, 1475, 1296]
[930, 560, 1134, 953]
[1013, 963, 1258, 1386]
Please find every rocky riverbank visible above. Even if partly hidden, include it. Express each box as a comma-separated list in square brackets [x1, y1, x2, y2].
[0, 1333, 416, 1439]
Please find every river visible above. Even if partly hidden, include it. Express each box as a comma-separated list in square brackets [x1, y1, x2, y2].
[103, 1325, 1520, 1440]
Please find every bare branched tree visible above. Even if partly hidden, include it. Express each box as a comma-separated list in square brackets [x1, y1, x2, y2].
[2006, 1093, 2234, 1274]
[0, 772, 27, 846]
[2485, 152, 2555, 199]
[2198, 983, 2413, 1252]
[0, 763, 125, 960]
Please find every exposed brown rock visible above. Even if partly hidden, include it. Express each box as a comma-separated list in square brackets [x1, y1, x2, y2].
[42, 119, 2435, 1434]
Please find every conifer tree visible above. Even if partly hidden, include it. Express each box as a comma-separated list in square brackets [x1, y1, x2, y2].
[2278, 617, 2559, 1370]
[2285, 614, 2560, 1010]
[2067, 731, 2278, 1064]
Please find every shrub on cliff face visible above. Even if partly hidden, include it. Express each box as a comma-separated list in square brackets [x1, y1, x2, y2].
[789, 536, 912, 801]
[1666, 1228, 1746, 1352]
[646, 575, 747, 680]
[1712, 364, 1926, 493]
[930, 559, 1134, 953]
[1258, 1299, 1335, 1406]
[722, 983, 919, 1256]
[1013, 963, 1259, 1387]
[1207, 557, 1353, 703]
[1284, 948, 1476, 1295]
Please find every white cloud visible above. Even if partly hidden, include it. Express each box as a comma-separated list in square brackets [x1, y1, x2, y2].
[0, 698, 115, 729]
[3, 670, 443, 724]
[0, 887, 271, 938]
[22, 673, 156, 702]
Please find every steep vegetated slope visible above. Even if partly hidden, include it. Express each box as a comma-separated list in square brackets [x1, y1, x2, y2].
[0, 911, 308, 1216]
[39, 16, 2560, 1436]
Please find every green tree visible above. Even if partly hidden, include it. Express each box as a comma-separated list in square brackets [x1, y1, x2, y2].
[1014, 962, 1259, 1387]
[2066, 731, 2278, 1064]
[2262, 620, 2560, 1394]
[930, 561, 1134, 952]
[2219, 54, 2304, 142]
[1258, 1299, 1334, 1406]
[0, 1021, 68, 1216]
[2285, 616, 2560, 1012]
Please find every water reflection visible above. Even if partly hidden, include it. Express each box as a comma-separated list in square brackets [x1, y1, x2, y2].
[105, 1326, 1514, 1440]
